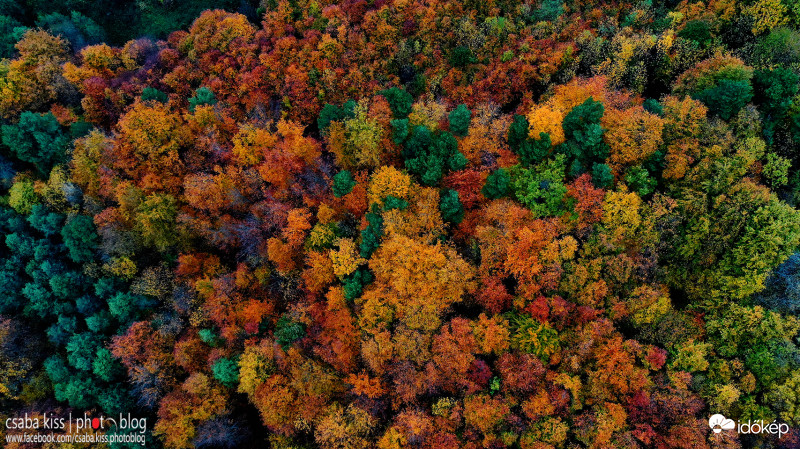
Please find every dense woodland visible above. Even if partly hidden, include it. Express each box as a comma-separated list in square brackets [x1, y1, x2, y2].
[1, 0, 800, 447]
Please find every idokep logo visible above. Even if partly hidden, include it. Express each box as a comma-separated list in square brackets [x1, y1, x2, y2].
[708, 414, 790, 439]
[708, 414, 735, 433]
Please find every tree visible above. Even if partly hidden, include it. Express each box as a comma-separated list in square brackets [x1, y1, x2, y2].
[142, 87, 169, 103]
[212, 357, 240, 388]
[365, 235, 476, 331]
[134, 193, 178, 251]
[189, 87, 217, 113]
[275, 315, 306, 349]
[314, 403, 375, 449]
[0, 15, 26, 59]
[757, 253, 800, 314]
[439, 189, 464, 224]
[692, 79, 753, 121]
[8, 177, 38, 214]
[560, 97, 610, 171]
[2, 111, 69, 173]
[61, 214, 98, 263]
[402, 126, 467, 186]
[380, 87, 413, 118]
[36, 11, 105, 50]
[510, 155, 568, 218]
[66, 332, 99, 372]
[318, 100, 357, 134]
[533, 0, 565, 22]
[482, 168, 510, 199]
[448, 104, 471, 137]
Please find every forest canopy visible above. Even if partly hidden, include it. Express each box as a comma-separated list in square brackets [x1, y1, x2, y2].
[1, 0, 800, 448]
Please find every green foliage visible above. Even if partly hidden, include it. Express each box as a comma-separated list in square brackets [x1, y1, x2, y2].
[643, 99, 663, 116]
[448, 104, 471, 137]
[379, 87, 413, 118]
[692, 79, 754, 121]
[510, 156, 568, 217]
[625, 166, 657, 196]
[439, 188, 465, 224]
[560, 97, 609, 170]
[8, 178, 39, 214]
[532, 0, 565, 22]
[61, 214, 98, 263]
[0, 15, 26, 58]
[274, 315, 306, 349]
[318, 100, 357, 133]
[509, 314, 561, 361]
[751, 28, 800, 68]
[46, 315, 76, 346]
[2, 112, 70, 174]
[669, 340, 711, 372]
[591, 163, 614, 188]
[106, 292, 145, 323]
[391, 118, 409, 144]
[677, 20, 712, 46]
[508, 114, 530, 152]
[141, 87, 168, 103]
[359, 205, 383, 258]
[482, 168, 510, 199]
[343, 267, 373, 301]
[382, 195, 408, 210]
[763, 152, 791, 187]
[93, 347, 120, 382]
[753, 68, 799, 140]
[134, 193, 178, 251]
[518, 132, 553, 167]
[66, 332, 98, 371]
[199, 328, 221, 347]
[212, 357, 240, 388]
[188, 86, 217, 113]
[332, 170, 355, 198]
[449, 46, 475, 67]
[36, 11, 105, 49]
[402, 126, 466, 186]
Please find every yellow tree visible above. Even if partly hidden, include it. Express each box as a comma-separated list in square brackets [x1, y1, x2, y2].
[364, 235, 476, 332]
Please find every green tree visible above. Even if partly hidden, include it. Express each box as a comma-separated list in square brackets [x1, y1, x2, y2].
[212, 357, 240, 388]
[332, 170, 355, 198]
[274, 315, 305, 349]
[403, 126, 466, 185]
[510, 156, 568, 218]
[2, 111, 69, 174]
[482, 168, 510, 199]
[318, 100, 356, 133]
[141, 87, 168, 103]
[560, 97, 609, 171]
[66, 332, 98, 371]
[625, 166, 657, 196]
[360, 205, 383, 258]
[188, 86, 216, 113]
[27, 204, 63, 236]
[36, 12, 105, 49]
[439, 188, 465, 224]
[8, 178, 39, 214]
[134, 193, 178, 251]
[93, 347, 121, 382]
[692, 79, 753, 121]
[379, 87, 413, 118]
[532, 0, 565, 22]
[0, 15, 26, 59]
[61, 214, 98, 263]
[449, 104, 471, 137]
[591, 163, 614, 188]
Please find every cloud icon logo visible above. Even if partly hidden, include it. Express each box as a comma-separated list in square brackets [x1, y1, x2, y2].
[709, 414, 736, 433]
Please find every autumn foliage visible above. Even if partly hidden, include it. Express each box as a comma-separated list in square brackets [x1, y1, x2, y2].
[1, 2, 800, 449]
